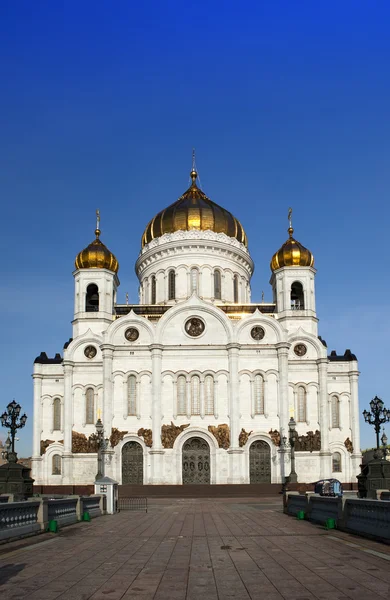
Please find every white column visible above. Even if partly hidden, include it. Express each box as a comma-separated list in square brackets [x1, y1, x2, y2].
[200, 379, 205, 418]
[349, 369, 361, 477]
[318, 358, 331, 478]
[227, 343, 243, 482]
[32, 372, 43, 459]
[101, 344, 114, 434]
[276, 343, 290, 485]
[63, 360, 74, 483]
[276, 343, 290, 437]
[150, 344, 163, 450]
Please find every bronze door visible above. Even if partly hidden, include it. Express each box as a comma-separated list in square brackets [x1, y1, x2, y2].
[249, 440, 271, 483]
[122, 441, 143, 484]
[182, 437, 210, 485]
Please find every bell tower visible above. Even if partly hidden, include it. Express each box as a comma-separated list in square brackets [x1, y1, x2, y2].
[73, 211, 119, 337]
[270, 210, 317, 335]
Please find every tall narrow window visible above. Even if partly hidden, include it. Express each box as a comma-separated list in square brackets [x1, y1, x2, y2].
[86, 284, 99, 312]
[191, 268, 199, 294]
[191, 375, 200, 415]
[214, 270, 222, 300]
[331, 395, 340, 428]
[332, 452, 342, 472]
[168, 270, 175, 300]
[86, 387, 95, 424]
[177, 375, 187, 415]
[254, 374, 264, 415]
[151, 276, 156, 304]
[53, 398, 61, 431]
[52, 454, 61, 475]
[233, 275, 239, 303]
[127, 375, 137, 416]
[204, 375, 214, 415]
[291, 282, 304, 310]
[297, 386, 306, 422]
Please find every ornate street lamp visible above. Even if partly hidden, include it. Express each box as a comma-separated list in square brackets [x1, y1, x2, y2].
[381, 430, 388, 459]
[0, 400, 27, 463]
[288, 417, 298, 484]
[363, 396, 390, 457]
[95, 417, 109, 480]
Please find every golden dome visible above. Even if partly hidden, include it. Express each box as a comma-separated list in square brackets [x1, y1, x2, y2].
[141, 169, 247, 247]
[271, 226, 314, 271]
[75, 227, 119, 273]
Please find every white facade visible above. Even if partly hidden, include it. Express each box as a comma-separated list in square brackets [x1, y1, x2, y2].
[32, 188, 361, 487]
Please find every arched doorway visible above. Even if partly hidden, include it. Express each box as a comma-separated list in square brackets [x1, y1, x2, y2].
[122, 441, 143, 484]
[182, 437, 210, 484]
[249, 440, 271, 483]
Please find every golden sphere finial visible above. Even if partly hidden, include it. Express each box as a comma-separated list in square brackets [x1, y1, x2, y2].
[288, 226, 294, 238]
[95, 228, 101, 238]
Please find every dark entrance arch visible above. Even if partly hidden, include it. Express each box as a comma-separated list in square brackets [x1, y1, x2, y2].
[182, 437, 210, 484]
[122, 441, 143, 484]
[249, 440, 271, 483]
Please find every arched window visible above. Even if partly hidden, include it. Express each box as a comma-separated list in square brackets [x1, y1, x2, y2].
[331, 395, 340, 428]
[214, 270, 222, 300]
[168, 270, 176, 300]
[151, 276, 156, 304]
[191, 375, 200, 415]
[177, 375, 187, 415]
[254, 374, 264, 415]
[86, 387, 95, 424]
[52, 454, 61, 475]
[53, 398, 61, 431]
[332, 452, 342, 472]
[204, 375, 214, 415]
[86, 284, 99, 312]
[297, 386, 306, 422]
[191, 268, 199, 294]
[127, 375, 137, 416]
[233, 275, 239, 303]
[291, 282, 304, 310]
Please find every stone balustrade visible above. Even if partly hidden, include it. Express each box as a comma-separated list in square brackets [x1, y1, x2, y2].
[0, 495, 104, 542]
[0, 500, 41, 541]
[285, 492, 390, 542]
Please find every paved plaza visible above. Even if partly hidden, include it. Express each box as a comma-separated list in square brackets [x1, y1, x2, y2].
[0, 498, 389, 600]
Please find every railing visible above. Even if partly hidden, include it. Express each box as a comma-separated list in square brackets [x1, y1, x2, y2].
[344, 499, 390, 540]
[47, 498, 79, 526]
[285, 493, 308, 516]
[80, 495, 102, 518]
[285, 493, 390, 542]
[0, 501, 41, 541]
[118, 497, 147, 512]
[309, 496, 341, 524]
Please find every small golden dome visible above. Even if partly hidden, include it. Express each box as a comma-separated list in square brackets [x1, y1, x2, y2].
[75, 227, 119, 273]
[141, 169, 247, 247]
[270, 226, 314, 271]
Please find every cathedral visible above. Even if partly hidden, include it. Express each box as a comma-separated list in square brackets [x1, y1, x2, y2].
[31, 166, 361, 487]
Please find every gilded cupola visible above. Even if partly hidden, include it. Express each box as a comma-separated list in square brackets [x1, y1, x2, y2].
[75, 211, 119, 273]
[270, 210, 314, 271]
[141, 167, 247, 247]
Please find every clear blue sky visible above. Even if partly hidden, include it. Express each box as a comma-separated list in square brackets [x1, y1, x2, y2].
[0, 1, 389, 456]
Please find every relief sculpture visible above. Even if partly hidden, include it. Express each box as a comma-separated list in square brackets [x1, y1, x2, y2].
[137, 428, 153, 448]
[239, 428, 252, 447]
[71, 431, 99, 453]
[110, 428, 128, 448]
[268, 429, 281, 447]
[161, 422, 189, 448]
[40, 439, 55, 455]
[208, 424, 230, 449]
[295, 430, 321, 452]
[344, 437, 353, 453]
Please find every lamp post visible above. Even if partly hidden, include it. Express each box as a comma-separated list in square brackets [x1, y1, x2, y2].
[381, 431, 388, 459]
[363, 396, 390, 458]
[95, 417, 109, 480]
[288, 417, 298, 483]
[0, 400, 27, 463]
[279, 434, 289, 493]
